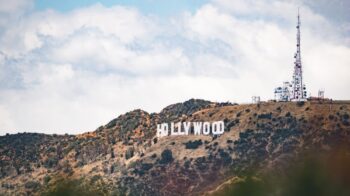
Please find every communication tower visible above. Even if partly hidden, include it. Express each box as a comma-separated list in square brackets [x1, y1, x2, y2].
[290, 9, 307, 101]
[274, 10, 307, 102]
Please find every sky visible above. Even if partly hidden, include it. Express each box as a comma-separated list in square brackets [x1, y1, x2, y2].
[35, 0, 208, 16]
[0, 0, 349, 135]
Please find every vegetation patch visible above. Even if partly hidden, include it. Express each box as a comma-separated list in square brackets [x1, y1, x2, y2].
[343, 120, 350, 126]
[258, 113, 272, 119]
[184, 160, 191, 169]
[218, 149, 232, 166]
[159, 149, 173, 164]
[25, 181, 40, 190]
[184, 140, 203, 149]
[125, 147, 134, 160]
[226, 119, 240, 131]
[151, 153, 157, 159]
[296, 101, 305, 107]
[44, 157, 59, 168]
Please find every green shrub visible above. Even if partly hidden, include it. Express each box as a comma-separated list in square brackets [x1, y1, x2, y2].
[125, 147, 134, 160]
[44, 157, 59, 168]
[151, 153, 157, 159]
[258, 113, 272, 119]
[25, 181, 40, 190]
[90, 175, 101, 184]
[159, 149, 173, 164]
[184, 140, 203, 149]
[43, 175, 51, 184]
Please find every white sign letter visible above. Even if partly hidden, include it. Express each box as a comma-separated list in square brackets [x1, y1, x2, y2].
[157, 123, 169, 137]
[177, 122, 185, 135]
[212, 121, 224, 135]
[183, 122, 191, 135]
[203, 122, 210, 135]
[170, 122, 176, 136]
[157, 124, 162, 137]
[193, 122, 202, 135]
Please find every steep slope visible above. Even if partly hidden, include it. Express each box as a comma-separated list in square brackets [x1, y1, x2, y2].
[0, 99, 350, 195]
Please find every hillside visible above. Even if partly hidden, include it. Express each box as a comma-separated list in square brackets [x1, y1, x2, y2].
[1, 99, 350, 195]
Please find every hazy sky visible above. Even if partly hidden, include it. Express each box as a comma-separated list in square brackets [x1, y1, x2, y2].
[0, 0, 349, 135]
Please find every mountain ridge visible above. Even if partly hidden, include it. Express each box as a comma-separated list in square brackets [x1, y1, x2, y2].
[1, 99, 350, 195]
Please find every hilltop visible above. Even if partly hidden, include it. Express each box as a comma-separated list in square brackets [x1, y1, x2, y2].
[1, 99, 350, 195]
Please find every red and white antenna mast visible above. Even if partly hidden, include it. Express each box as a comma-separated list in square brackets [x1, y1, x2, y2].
[291, 8, 307, 101]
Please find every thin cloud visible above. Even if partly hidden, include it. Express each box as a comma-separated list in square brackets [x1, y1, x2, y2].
[0, 0, 349, 135]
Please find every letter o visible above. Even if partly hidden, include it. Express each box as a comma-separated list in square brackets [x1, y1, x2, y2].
[203, 122, 210, 135]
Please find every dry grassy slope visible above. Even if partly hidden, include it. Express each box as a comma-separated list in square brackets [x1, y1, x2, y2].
[1, 100, 350, 196]
[132, 101, 350, 195]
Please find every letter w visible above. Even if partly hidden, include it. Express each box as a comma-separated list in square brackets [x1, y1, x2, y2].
[193, 122, 202, 135]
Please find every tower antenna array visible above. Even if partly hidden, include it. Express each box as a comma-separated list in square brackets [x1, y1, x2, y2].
[291, 8, 307, 101]
[274, 9, 307, 102]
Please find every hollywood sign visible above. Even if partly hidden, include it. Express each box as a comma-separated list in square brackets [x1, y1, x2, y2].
[157, 121, 225, 138]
